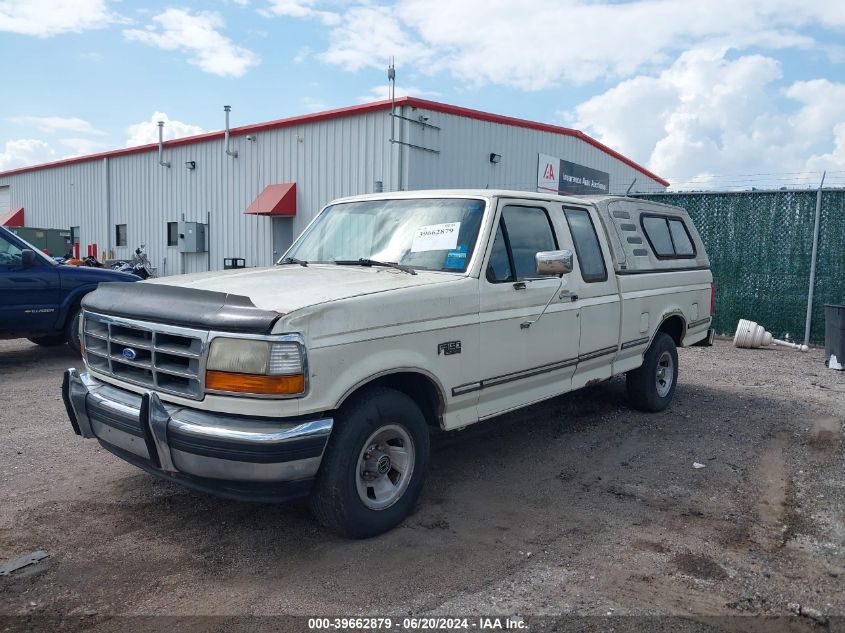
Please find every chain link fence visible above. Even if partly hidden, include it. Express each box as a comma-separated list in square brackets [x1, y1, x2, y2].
[634, 189, 845, 344]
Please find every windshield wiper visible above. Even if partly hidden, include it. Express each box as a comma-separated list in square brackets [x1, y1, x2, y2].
[335, 258, 417, 275]
[279, 256, 308, 267]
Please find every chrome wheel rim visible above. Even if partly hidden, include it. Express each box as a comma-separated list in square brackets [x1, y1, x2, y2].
[655, 351, 674, 398]
[356, 424, 415, 511]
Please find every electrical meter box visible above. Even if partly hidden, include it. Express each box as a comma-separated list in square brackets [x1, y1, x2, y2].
[178, 222, 207, 253]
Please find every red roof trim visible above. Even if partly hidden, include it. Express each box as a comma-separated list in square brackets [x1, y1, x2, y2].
[0, 97, 668, 187]
[0, 207, 24, 227]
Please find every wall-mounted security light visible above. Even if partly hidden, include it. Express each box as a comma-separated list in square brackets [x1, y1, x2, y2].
[185, 160, 196, 170]
[246, 134, 257, 142]
[489, 153, 502, 164]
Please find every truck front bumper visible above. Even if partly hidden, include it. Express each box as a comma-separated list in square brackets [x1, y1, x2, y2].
[62, 369, 333, 502]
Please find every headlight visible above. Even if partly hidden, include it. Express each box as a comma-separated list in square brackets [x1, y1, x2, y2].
[205, 337, 305, 396]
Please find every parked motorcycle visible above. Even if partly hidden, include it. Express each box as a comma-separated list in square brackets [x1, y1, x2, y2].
[111, 244, 155, 279]
[81, 256, 104, 268]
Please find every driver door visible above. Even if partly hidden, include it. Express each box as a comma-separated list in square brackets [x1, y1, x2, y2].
[0, 232, 60, 332]
[477, 201, 580, 419]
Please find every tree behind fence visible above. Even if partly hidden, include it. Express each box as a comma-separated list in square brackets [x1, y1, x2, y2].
[634, 190, 845, 344]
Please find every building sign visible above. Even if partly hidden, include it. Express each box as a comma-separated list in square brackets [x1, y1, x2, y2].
[537, 153, 610, 195]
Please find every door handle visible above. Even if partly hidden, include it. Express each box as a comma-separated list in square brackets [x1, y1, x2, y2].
[559, 291, 578, 302]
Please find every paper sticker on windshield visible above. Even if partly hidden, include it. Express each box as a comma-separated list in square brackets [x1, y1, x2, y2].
[411, 222, 460, 252]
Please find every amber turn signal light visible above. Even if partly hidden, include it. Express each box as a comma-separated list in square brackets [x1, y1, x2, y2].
[206, 370, 305, 395]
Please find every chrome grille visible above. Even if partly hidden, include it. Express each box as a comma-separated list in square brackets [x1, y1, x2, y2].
[83, 312, 208, 400]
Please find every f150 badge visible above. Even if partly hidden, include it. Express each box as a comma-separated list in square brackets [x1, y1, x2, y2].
[437, 341, 461, 356]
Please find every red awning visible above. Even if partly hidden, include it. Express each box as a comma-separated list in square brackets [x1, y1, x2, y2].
[244, 183, 296, 216]
[0, 207, 24, 227]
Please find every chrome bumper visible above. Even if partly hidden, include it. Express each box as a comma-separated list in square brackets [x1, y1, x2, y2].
[62, 369, 333, 500]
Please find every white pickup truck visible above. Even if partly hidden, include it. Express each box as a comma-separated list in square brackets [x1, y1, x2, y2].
[63, 190, 714, 537]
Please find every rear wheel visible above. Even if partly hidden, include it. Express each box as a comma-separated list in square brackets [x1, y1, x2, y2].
[64, 305, 83, 355]
[309, 387, 430, 538]
[626, 332, 678, 412]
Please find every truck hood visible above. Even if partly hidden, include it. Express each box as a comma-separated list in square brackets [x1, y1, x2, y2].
[143, 265, 460, 314]
[58, 264, 140, 284]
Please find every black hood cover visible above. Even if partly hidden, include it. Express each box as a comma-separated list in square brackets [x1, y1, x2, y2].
[82, 282, 282, 334]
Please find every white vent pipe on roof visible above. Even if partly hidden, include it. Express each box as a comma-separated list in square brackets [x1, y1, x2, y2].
[224, 105, 238, 158]
[157, 121, 170, 168]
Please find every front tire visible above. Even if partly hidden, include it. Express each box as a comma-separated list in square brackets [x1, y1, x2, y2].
[309, 387, 430, 538]
[64, 305, 82, 355]
[626, 332, 678, 412]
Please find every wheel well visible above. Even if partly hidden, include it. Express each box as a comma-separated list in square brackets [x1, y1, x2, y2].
[62, 290, 89, 328]
[657, 315, 685, 346]
[342, 372, 444, 429]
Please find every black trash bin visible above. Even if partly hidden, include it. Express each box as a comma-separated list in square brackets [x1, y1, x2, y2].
[224, 257, 246, 270]
[825, 304, 845, 370]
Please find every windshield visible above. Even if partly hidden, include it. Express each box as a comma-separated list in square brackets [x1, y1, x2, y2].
[283, 198, 487, 273]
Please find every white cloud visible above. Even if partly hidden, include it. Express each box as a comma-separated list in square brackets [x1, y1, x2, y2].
[320, 5, 432, 72]
[806, 123, 845, 172]
[9, 115, 105, 135]
[300, 96, 328, 111]
[123, 9, 259, 78]
[125, 112, 205, 148]
[287, 0, 845, 90]
[357, 84, 441, 103]
[262, 0, 339, 25]
[293, 46, 312, 63]
[0, 0, 123, 37]
[60, 138, 109, 156]
[0, 139, 55, 170]
[566, 48, 845, 189]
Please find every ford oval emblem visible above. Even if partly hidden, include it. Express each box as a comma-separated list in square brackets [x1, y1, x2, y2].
[122, 347, 137, 361]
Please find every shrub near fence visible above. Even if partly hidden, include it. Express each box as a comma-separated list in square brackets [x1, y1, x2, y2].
[634, 190, 845, 344]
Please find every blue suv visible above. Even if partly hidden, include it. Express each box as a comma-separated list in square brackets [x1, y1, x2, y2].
[0, 226, 139, 353]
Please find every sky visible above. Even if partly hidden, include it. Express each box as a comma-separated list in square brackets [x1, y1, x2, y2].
[1, 0, 844, 190]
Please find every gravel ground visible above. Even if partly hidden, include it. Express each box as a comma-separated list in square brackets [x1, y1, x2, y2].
[0, 337, 843, 629]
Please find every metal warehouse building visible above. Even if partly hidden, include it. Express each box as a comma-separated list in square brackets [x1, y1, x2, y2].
[0, 98, 668, 276]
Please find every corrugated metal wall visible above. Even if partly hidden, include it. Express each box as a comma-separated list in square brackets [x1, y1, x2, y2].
[1, 109, 394, 275]
[1, 160, 107, 251]
[0, 105, 664, 276]
[401, 106, 665, 195]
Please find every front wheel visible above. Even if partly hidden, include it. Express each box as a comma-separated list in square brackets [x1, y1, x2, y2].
[309, 387, 430, 538]
[64, 306, 82, 355]
[626, 332, 678, 412]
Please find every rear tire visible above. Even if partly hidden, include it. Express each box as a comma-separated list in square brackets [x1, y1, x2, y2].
[626, 332, 678, 412]
[27, 335, 65, 347]
[64, 305, 82, 355]
[309, 387, 430, 538]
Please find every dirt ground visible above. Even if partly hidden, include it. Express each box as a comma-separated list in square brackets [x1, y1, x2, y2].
[1, 337, 843, 629]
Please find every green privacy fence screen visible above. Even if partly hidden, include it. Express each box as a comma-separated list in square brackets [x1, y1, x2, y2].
[634, 190, 845, 344]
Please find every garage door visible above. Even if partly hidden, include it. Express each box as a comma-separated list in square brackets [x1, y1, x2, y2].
[0, 186, 9, 216]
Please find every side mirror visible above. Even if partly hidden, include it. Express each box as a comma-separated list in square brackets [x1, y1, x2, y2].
[535, 249, 573, 276]
[21, 249, 37, 267]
